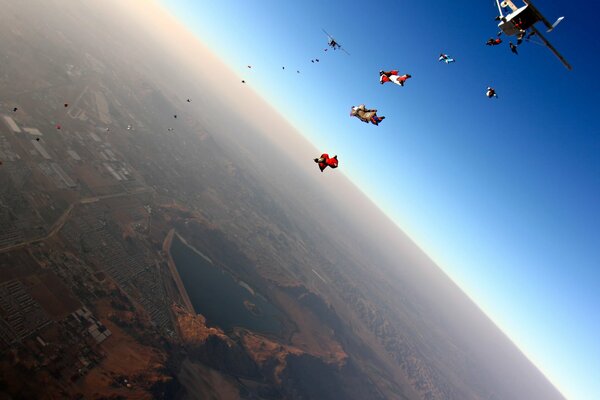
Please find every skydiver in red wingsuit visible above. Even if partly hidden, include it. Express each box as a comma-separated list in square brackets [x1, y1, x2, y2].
[380, 70, 412, 87]
[486, 37, 503, 46]
[314, 154, 338, 172]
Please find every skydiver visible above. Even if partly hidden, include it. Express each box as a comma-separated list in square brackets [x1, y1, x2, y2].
[35, 138, 40, 141]
[186, 99, 191, 102]
[12, 107, 17, 112]
[486, 37, 503, 46]
[314, 154, 338, 172]
[64, 103, 69, 108]
[522, 31, 536, 44]
[174, 114, 177, 118]
[380, 70, 412, 87]
[486, 87, 498, 99]
[242, 80, 246, 83]
[509, 42, 518, 55]
[56, 124, 61, 129]
[350, 105, 385, 126]
[439, 53, 455, 64]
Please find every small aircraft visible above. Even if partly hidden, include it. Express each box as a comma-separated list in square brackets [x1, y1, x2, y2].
[322, 29, 350, 55]
[494, 0, 571, 70]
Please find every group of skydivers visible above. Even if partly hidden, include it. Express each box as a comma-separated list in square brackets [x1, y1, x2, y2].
[313, 50, 500, 173]
[1, 31, 514, 171]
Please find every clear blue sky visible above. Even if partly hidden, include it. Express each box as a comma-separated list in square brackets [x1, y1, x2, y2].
[160, 1, 599, 398]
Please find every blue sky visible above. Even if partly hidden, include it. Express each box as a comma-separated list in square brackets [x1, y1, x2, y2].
[160, 1, 599, 398]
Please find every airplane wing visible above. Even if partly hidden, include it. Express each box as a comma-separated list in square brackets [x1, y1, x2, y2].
[529, 25, 572, 70]
[321, 28, 334, 40]
[526, 0, 557, 31]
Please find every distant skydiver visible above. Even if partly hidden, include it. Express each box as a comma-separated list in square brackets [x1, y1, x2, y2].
[173, 114, 177, 119]
[350, 105, 385, 126]
[186, 99, 191, 102]
[486, 37, 503, 46]
[516, 30, 527, 45]
[242, 80, 246, 83]
[314, 154, 338, 172]
[438, 53, 455, 63]
[12, 107, 17, 112]
[486, 87, 498, 99]
[64, 103, 69, 107]
[509, 42, 518, 55]
[55, 124, 61, 129]
[379, 70, 412, 87]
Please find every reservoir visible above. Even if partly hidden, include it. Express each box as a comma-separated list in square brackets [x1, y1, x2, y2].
[170, 234, 283, 335]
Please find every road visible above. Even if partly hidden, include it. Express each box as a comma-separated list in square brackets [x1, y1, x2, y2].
[0, 187, 153, 253]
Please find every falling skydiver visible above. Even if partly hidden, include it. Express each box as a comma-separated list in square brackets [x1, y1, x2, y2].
[439, 53, 456, 63]
[486, 87, 498, 98]
[314, 154, 338, 172]
[350, 105, 385, 125]
[380, 70, 412, 87]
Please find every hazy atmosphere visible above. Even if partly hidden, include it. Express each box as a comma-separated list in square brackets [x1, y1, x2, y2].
[0, 0, 596, 399]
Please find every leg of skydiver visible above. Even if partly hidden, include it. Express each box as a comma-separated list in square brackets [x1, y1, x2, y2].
[371, 115, 385, 125]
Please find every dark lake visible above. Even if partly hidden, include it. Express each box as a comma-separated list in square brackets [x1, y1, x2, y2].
[170, 234, 283, 335]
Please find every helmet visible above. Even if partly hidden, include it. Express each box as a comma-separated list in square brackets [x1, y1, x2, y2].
[379, 70, 384, 75]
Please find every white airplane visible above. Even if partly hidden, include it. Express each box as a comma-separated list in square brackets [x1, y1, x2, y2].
[495, 0, 571, 70]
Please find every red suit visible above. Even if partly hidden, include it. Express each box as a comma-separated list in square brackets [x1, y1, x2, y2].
[380, 70, 411, 86]
[315, 154, 338, 172]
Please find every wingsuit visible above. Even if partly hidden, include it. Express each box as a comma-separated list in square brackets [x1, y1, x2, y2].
[350, 105, 385, 125]
[486, 38, 503, 46]
[486, 87, 498, 98]
[314, 154, 338, 172]
[380, 70, 412, 86]
[438, 53, 455, 63]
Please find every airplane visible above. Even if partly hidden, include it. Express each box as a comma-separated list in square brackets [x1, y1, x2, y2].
[322, 29, 350, 55]
[495, 0, 571, 70]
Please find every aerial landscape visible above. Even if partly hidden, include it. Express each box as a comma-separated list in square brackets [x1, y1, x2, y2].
[0, 0, 597, 399]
